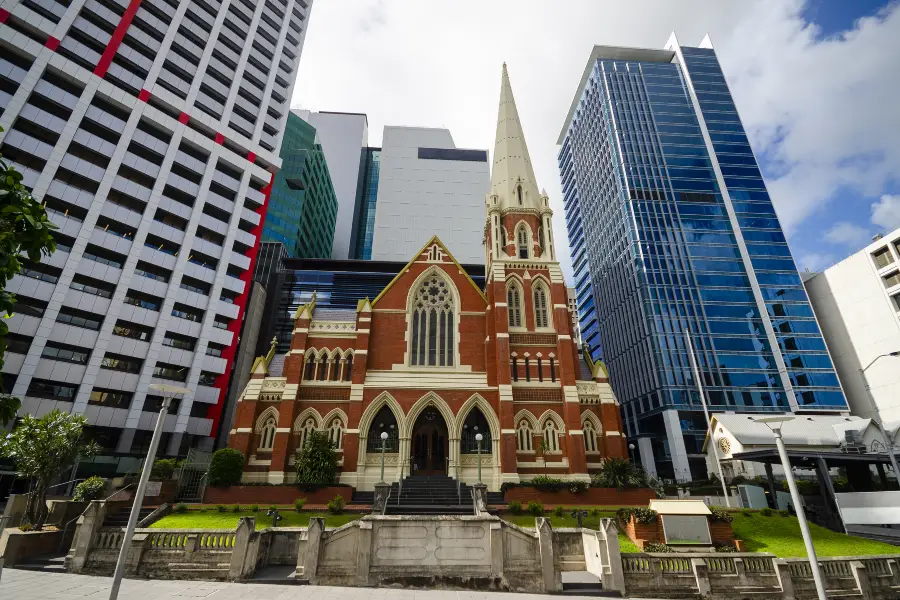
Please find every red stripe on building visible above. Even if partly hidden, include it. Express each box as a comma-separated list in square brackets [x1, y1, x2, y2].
[208, 172, 275, 435]
[94, 0, 143, 77]
[45, 37, 60, 50]
[0, 9, 9, 23]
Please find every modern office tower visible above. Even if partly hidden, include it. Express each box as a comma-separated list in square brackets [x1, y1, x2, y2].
[557, 35, 847, 481]
[0, 0, 313, 463]
[263, 112, 338, 258]
[370, 126, 490, 265]
[350, 147, 381, 260]
[297, 110, 369, 260]
[804, 229, 900, 426]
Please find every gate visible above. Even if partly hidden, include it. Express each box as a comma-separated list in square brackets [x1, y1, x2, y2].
[176, 449, 211, 502]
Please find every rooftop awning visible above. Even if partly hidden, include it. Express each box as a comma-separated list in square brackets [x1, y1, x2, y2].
[649, 499, 712, 516]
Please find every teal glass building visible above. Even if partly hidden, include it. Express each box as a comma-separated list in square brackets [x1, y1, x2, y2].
[264, 112, 338, 258]
[557, 36, 847, 481]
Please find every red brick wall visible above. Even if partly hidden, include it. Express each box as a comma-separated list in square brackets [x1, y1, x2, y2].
[203, 485, 351, 505]
[504, 487, 656, 505]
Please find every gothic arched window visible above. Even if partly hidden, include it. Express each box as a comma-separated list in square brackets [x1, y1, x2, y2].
[534, 284, 550, 329]
[517, 419, 533, 451]
[543, 419, 559, 452]
[409, 274, 455, 367]
[343, 353, 353, 381]
[298, 417, 317, 448]
[366, 405, 399, 452]
[259, 417, 276, 451]
[315, 352, 327, 381]
[517, 225, 529, 259]
[329, 352, 341, 381]
[303, 354, 316, 381]
[507, 283, 522, 328]
[583, 419, 599, 453]
[328, 417, 344, 449]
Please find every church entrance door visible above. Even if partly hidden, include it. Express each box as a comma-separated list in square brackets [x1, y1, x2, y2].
[410, 407, 448, 475]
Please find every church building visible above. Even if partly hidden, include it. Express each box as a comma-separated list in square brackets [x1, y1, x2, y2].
[226, 65, 627, 491]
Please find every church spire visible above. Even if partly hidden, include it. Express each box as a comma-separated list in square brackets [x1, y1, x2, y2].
[490, 63, 541, 210]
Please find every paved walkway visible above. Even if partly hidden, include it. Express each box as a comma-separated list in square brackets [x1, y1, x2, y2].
[0, 569, 643, 600]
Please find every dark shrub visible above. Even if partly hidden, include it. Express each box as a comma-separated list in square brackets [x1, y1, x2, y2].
[73, 476, 106, 501]
[527, 500, 544, 516]
[208, 448, 244, 487]
[508, 500, 522, 515]
[327, 495, 345, 514]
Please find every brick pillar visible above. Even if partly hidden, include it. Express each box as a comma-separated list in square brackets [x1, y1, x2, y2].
[489, 274, 517, 483]
[555, 282, 587, 476]
[344, 304, 371, 485]
[228, 400, 258, 458]
[270, 401, 299, 482]
[284, 306, 311, 385]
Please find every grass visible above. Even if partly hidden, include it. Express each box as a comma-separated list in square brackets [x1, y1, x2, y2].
[499, 509, 639, 553]
[730, 513, 900, 557]
[151, 510, 360, 530]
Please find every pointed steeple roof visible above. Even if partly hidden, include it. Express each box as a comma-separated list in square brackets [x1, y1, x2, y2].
[490, 63, 540, 209]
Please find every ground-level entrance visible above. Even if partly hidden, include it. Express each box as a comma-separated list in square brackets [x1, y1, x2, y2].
[410, 406, 447, 475]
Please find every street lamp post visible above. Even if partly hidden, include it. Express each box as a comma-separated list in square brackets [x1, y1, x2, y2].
[475, 433, 483, 483]
[754, 416, 826, 600]
[685, 330, 730, 507]
[379, 431, 389, 484]
[109, 384, 189, 600]
[861, 352, 900, 479]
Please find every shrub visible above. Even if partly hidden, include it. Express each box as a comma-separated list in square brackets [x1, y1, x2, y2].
[231, 505, 241, 513]
[709, 509, 734, 523]
[778, 509, 790, 517]
[294, 498, 307, 513]
[714, 544, 738, 553]
[73, 476, 106, 501]
[527, 500, 544, 516]
[760, 508, 774, 517]
[741, 509, 753, 517]
[568, 481, 590, 494]
[269, 505, 278, 513]
[617, 507, 658, 524]
[295, 430, 338, 485]
[590, 508, 601, 517]
[174, 503, 188, 513]
[208, 448, 244, 487]
[528, 475, 565, 491]
[592, 457, 644, 490]
[150, 458, 179, 480]
[553, 506, 564, 517]
[327, 494, 345, 515]
[643, 542, 671, 553]
[250, 504, 259, 513]
[216, 504, 226, 513]
[19, 523, 34, 532]
[508, 500, 522, 515]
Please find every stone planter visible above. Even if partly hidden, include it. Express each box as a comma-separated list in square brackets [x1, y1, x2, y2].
[0, 528, 65, 566]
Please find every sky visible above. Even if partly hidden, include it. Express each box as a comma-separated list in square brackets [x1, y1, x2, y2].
[292, 0, 900, 281]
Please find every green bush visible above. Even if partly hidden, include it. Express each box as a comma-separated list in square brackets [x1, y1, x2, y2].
[327, 494, 345, 515]
[617, 507, 658, 524]
[174, 503, 188, 513]
[216, 504, 226, 513]
[590, 508, 601, 517]
[553, 506, 564, 517]
[741, 509, 753, 517]
[208, 448, 244, 487]
[73, 476, 106, 501]
[527, 500, 544, 516]
[643, 542, 671, 553]
[568, 480, 590, 493]
[528, 475, 565, 491]
[295, 430, 338, 485]
[508, 500, 522, 515]
[709, 509, 734, 523]
[778, 509, 790, 517]
[231, 505, 241, 513]
[760, 507, 774, 517]
[294, 498, 307, 513]
[150, 458, 179, 480]
[250, 504, 259, 513]
[19, 523, 34, 532]
[714, 544, 737, 553]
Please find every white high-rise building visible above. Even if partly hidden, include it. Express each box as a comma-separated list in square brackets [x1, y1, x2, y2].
[370, 126, 490, 264]
[804, 229, 900, 427]
[0, 0, 314, 458]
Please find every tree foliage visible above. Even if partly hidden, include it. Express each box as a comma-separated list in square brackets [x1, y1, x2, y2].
[0, 410, 98, 529]
[295, 430, 338, 485]
[73, 476, 107, 501]
[208, 448, 245, 487]
[0, 126, 57, 424]
[592, 457, 664, 497]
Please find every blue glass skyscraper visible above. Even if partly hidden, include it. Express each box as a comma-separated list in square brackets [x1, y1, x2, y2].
[557, 35, 847, 481]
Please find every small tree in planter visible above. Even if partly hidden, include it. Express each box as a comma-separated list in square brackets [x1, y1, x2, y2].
[73, 476, 106, 501]
[295, 430, 338, 485]
[0, 410, 98, 529]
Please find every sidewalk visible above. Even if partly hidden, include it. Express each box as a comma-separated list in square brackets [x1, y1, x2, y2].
[0, 568, 635, 600]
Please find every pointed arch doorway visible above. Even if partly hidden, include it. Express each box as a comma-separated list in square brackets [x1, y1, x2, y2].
[410, 406, 448, 475]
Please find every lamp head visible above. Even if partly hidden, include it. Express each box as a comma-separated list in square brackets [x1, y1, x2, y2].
[380, 431, 389, 440]
[890, 351, 900, 357]
[475, 433, 483, 442]
[629, 443, 635, 450]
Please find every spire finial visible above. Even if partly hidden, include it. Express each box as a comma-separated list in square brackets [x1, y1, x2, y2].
[489, 63, 539, 209]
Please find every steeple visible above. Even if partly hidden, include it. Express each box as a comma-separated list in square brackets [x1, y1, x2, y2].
[490, 64, 541, 210]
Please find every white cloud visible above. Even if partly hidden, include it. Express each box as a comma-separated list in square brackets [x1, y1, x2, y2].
[824, 221, 870, 247]
[294, 1, 900, 280]
[798, 252, 836, 273]
[871, 194, 900, 233]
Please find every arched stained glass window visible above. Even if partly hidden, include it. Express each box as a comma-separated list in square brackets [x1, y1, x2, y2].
[583, 420, 599, 453]
[517, 419, 533, 451]
[328, 418, 344, 449]
[366, 405, 399, 452]
[534, 285, 549, 328]
[409, 274, 455, 367]
[543, 419, 559, 452]
[517, 226, 529, 259]
[259, 417, 276, 451]
[298, 417, 317, 448]
[507, 284, 522, 328]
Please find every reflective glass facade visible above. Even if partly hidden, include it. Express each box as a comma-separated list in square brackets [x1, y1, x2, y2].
[558, 43, 847, 480]
[351, 148, 381, 260]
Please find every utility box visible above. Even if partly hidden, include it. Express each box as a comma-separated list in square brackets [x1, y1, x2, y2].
[737, 484, 769, 509]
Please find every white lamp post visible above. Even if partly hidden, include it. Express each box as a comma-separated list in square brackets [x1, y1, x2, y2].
[754, 416, 826, 600]
[860, 352, 900, 479]
[109, 384, 189, 600]
[379, 431, 389, 484]
[475, 433, 484, 483]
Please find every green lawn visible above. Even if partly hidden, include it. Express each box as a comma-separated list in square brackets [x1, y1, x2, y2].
[499, 511, 639, 553]
[150, 510, 360, 530]
[731, 513, 900, 557]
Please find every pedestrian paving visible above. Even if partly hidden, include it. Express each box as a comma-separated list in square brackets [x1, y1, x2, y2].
[0, 568, 644, 600]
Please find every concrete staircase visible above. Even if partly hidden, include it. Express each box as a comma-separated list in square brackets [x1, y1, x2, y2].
[102, 506, 155, 527]
[384, 474, 474, 515]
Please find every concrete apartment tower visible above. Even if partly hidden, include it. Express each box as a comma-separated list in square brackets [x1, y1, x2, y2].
[0, 0, 314, 458]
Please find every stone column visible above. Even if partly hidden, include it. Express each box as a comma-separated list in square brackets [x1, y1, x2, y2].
[472, 483, 488, 515]
[850, 560, 872, 599]
[67, 501, 107, 573]
[490, 520, 503, 579]
[536, 517, 561, 593]
[600, 519, 625, 594]
[229, 517, 256, 580]
[691, 558, 711, 598]
[774, 559, 796, 600]
[304, 517, 324, 585]
[372, 483, 391, 515]
[356, 519, 372, 586]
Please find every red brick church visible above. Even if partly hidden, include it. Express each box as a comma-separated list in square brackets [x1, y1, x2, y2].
[226, 65, 627, 491]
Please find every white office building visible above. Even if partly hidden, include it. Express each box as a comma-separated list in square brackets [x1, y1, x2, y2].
[370, 126, 490, 264]
[295, 110, 368, 260]
[804, 228, 900, 427]
[0, 0, 313, 457]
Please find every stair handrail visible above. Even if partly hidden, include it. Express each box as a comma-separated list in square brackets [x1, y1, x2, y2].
[397, 459, 404, 505]
[455, 458, 461, 505]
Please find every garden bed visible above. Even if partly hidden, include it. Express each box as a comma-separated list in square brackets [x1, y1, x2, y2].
[150, 509, 360, 530]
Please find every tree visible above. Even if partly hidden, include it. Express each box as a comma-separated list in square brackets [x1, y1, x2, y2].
[0, 126, 57, 425]
[207, 448, 244, 487]
[295, 430, 338, 485]
[0, 410, 98, 529]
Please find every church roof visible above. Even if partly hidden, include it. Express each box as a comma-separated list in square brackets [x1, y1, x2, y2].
[490, 63, 541, 207]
